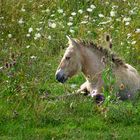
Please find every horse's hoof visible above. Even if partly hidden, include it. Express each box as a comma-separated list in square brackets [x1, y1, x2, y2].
[95, 94, 105, 104]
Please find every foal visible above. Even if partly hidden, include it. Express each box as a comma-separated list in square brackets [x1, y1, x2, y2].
[56, 36, 140, 100]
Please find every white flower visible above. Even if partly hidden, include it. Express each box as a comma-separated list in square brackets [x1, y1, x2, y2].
[98, 14, 104, 17]
[69, 16, 73, 21]
[84, 15, 89, 19]
[87, 8, 93, 12]
[49, 22, 56, 28]
[90, 4, 96, 9]
[135, 28, 140, 33]
[30, 56, 37, 59]
[28, 27, 33, 33]
[36, 27, 42, 31]
[123, 17, 131, 22]
[99, 21, 111, 25]
[45, 9, 50, 13]
[125, 22, 130, 26]
[0, 66, 3, 70]
[0, 17, 4, 19]
[71, 12, 76, 16]
[34, 33, 41, 40]
[48, 35, 51, 40]
[127, 33, 131, 39]
[8, 34, 12, 38]
[58, 9, 63, 13]
[131, 41, 136, 45]
[78, 9, 83, 14]
[67, 22, 73, 26]
[70, 29, 75, 33]
[26, 45, 30, 48]
[110, 10, 116, 17]
[18, 18, 24, 24]
[26, 34, 30, 37]
[112, 5, 118, 9]
[116, 18, 121, 21]
[129, 9, 136, 15]
[21, 7, 25, 12]
[81, 20, 88, 24]
[39, 21, 43, 24]
[87, 31, 91, 34]
[51, 14, 55, 17]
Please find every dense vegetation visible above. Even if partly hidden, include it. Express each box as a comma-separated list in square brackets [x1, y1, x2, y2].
[0, 0, 140, 139]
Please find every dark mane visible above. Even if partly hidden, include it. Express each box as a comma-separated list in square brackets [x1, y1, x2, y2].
[76, 39, 126, 67]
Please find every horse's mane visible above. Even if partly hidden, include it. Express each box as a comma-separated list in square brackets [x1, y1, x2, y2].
[76, 39, 127, 68]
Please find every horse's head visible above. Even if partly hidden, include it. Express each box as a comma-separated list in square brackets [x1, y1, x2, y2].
[55, 36, 82, 83]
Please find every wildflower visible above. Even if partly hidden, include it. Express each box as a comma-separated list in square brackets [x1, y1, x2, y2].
[18, 18, 24, 24]
[34, 33, 41, 40]
[39, 21, 43, 24]
[49, 22, 56, 28]
[87, 31, 91, 34]
[87, 8, 93, 12]
[0, 17, 4, 19]
[0, 66, 3, 70]
[26, 45, 30, 48]
[36, 27, 42, 31]
[28, 27, 33, 33]
[131, 40, 136, 45]
[39, 4, 43, 8]
[98, 14, 104, 17]
[119, 83, 125, 90]
[48, 35, 51, 40]
[99, 21, 111, 25]
[70, 29, 75, 33]
[90, 4, 96, 9]
[123, 17, 131, 22]
[135, 28, 140, 33]
[129, 9, 136, 15]
[45, 9, 50, 13]
[81, 21, 88, 24]
[112, 5, 118, 9]
[78, 9, 83, 14]
[84, 15, 89, 19]
[69, 16, 73, 21]
[67, 22, 73, 26]
[110, 10, 116, 17]
[58, 9, 63, 13]
[51, 14, 55, 17]
[71, 12, 76, 16]
[30, 56, 37, 59]
[8, 34, 12, 38]
[125, 22, 130, 26]
[127, 33, 131, 39]
[116, 18, 121, 21]
[21, 7, 25, 12]
[26, 34, 30, 37]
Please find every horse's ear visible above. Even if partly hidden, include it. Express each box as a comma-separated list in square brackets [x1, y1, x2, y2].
[66, 35, 78, 47]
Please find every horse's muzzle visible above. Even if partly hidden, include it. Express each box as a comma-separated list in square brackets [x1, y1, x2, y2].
[55, 69, 67, 83]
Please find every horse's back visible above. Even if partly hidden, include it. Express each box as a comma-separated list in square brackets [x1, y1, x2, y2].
[115, 63, 140, 99]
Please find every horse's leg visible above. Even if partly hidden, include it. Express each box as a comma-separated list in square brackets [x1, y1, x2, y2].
[77, 81, 89, 95]
[88, 78, 105, 104]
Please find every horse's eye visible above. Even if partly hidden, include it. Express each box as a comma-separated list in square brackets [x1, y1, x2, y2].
[65, 56, 70, 60]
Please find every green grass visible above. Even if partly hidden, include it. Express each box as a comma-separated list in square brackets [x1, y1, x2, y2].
[0, 0, 140, 139]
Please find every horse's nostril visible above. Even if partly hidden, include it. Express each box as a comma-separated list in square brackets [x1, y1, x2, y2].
[56, 73, 67, 83]
[56, 73, 61, 81]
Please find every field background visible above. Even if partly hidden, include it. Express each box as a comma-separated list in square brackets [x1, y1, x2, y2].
[0, 0, 140, 139]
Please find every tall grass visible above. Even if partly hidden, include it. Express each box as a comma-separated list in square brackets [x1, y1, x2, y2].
[0, 0, 140, 139]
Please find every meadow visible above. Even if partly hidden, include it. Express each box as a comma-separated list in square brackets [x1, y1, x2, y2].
[0, 0, 140, 139]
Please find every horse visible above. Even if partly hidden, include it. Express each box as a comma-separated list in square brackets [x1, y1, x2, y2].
[55, 36, 140, 101]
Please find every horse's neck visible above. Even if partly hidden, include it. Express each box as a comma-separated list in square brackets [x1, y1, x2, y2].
[81, 48, 104, 79]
